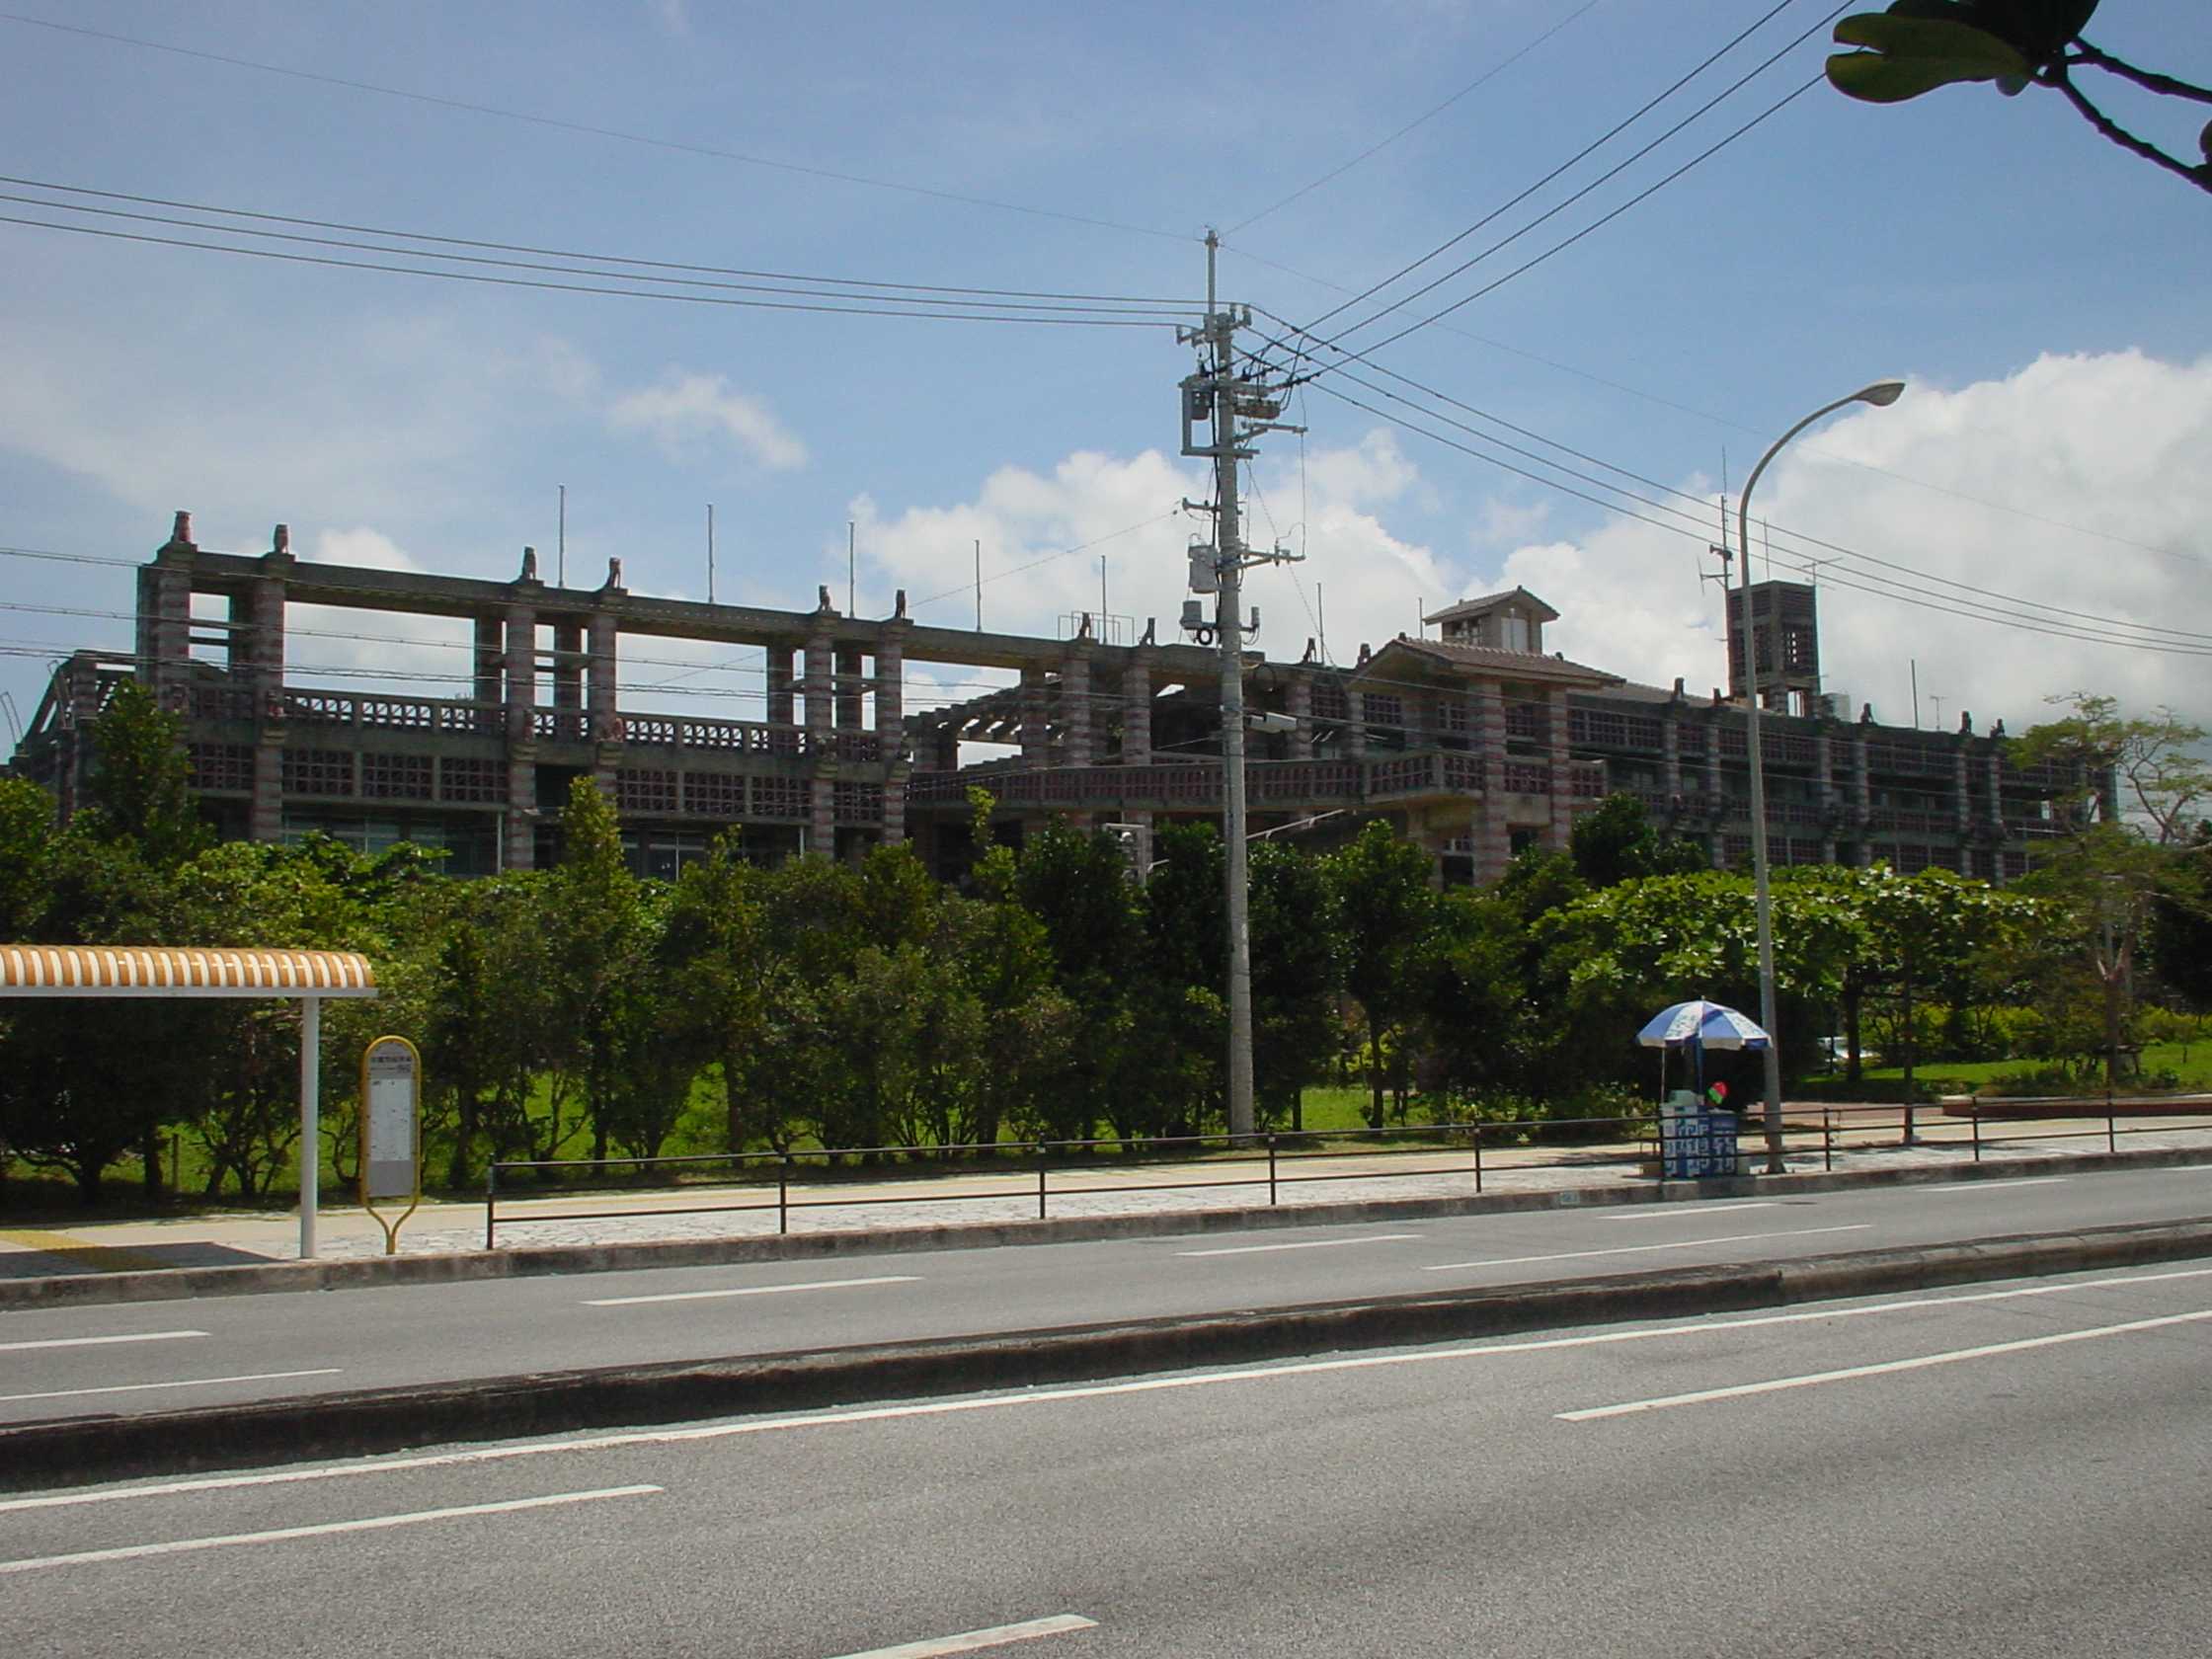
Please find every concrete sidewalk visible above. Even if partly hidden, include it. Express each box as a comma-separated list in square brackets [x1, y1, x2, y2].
[6, 1110, 2212, 1299]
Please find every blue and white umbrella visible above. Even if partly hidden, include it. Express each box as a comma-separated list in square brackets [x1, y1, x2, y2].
[1637, 999, 1772, 1051]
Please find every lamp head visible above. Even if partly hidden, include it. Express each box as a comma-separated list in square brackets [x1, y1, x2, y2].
[1856, 379, 1906, 408]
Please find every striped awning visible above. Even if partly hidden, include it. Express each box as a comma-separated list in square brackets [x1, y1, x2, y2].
[0, 946, 378, 998]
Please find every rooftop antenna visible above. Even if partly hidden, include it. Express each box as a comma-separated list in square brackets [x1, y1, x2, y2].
[706, 504, 716, 604]
[557, 484, 567, 588]
[1317, 583, 1328, 666]
[847, 520, 855, 615]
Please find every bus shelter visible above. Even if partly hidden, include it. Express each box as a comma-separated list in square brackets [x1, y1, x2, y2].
[0, 946, 378, 1259]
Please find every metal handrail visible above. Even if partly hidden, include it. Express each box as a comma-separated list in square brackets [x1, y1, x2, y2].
[480, 1100, 2212, 1248]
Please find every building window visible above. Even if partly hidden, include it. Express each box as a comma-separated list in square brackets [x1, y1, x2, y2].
[682, 771, 747, 820]
[438, 757, 504, 804]
[188, 743, 255, 792]
[834, 781, 882, 824]
[360, 753, 434, 801]
[281, 749, 356, 797]
[751, 776, 809, 820]
[616, 767, 678, 814]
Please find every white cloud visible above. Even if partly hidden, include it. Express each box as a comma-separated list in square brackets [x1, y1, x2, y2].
[607, 371, 808, 471]
[1500, 350, 2212, 729]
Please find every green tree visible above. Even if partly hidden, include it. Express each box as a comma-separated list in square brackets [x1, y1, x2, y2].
[544, 777, 656, 1167]
[1324, 822, 1441, 1128]
[1248, 840, 1342, 1132]
[1827, 3, 2212, 198]
[1569, 794, 1708, 889]
[79, 679, 211, 871]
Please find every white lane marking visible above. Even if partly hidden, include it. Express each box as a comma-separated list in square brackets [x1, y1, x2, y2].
[1423, 1224, 1870, 1270]
[1177, 1233, 1422, 1258]
[1600, 1203, 1778, 1222]
[19, 1263, 2212, 1513]
[1913, 1177, 2068, 1193]
[1560, 1308, 2212, 1421]
[0, 1330, 206, 1355]
[0, 1485, 661, 1576]
[0, 1369, 339, 1405]
[586, 1275, 920, 1307]
[827, 1614, 1099, 1657]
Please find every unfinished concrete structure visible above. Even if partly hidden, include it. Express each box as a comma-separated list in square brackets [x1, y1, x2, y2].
[11, 515, 2084, 885]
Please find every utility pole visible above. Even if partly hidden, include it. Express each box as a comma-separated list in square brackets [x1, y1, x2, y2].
[1179, 229, 1302, 1142]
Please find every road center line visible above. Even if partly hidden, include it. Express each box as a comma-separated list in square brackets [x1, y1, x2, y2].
[0, 1485, 662, 1576]
[586, 1275, 919, 1307]
[827, 1614, 1099, 1657]
[1558, 1307, 2212, 1421]
[0, 1368, 340, 1406]
[1913, 1177, 2068, 1193]
[1424, 1224, 1870, 1270]
[0, 1330, 206, 1355]
[21, 1264, 2212, 1513]
[1178, 1233, 1422, 1258]
[1600, 1203, 1777, 1222]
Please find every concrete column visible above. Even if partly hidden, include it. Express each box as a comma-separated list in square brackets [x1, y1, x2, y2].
[1020, 666, 1050, 766]
[1814, 730, 1836, 814]
[1953, 743, 1972, 833]
[1059, 651, 1091, 768]
[250, 566, 287, 708]
[1473, 683, 1510, 880]
[1546, 687, 1574, 849]
[803, 632, 834, 753]
[1343, 685, 1368, 758]
[1662, 713, 1682, 802]
[1122, 654, 1153, 763]
[874, 635, 906, 750]
[472, 616, 504, 717]
[552, 621, 585, 727]
[834, 645, 866, 733]
[765, 646, 796, 726]
[504, 606, 536, 740]
[1853, 727, 1872, 847]
[148, 565, 192, 709]
[503, 602, 537, 870]
[1287, 671, 1313, 759]
[877, 627, 908, 848]
[587, 611, 619, 742]
[809, 777, 835, 858]
[1985, 747, 2004, 831]
[251, 731, 284, 844]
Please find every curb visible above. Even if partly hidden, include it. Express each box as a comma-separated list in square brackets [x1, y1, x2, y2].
[7, 1216, 2212, 1491]
[5, 1142, 2211, 1311]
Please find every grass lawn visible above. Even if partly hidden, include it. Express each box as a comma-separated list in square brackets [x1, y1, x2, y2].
[1831, 1039, 2212, 1096]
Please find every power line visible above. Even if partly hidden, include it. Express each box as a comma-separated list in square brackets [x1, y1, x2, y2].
[1300, 381, 2212, 659]
[1222, 254, 2199, 567]
[0, 11, 1194, 246]
[1302, 70, 1829, 370]
[0, 175, 1202, 309]
[1225, 0, 1607, 236]
[0, 212, 1185, 329]
[1249, 321, 2212, 644]
[1293, 0, 1823, 342]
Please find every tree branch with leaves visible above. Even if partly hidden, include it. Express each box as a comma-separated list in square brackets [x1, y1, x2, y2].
[1828, 3, 2212, 197]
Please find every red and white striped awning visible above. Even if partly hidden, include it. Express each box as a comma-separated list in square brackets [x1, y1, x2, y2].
[0, 946, 378, 998]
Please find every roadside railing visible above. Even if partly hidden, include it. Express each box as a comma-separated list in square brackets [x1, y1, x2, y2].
[483, 1118, 1664, 1248]
[481, 1098, 2212, 1249]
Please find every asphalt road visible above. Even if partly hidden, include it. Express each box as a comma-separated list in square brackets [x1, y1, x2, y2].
[6, 1259, 2211, 1656]
[4, 1162, 2212, 1427]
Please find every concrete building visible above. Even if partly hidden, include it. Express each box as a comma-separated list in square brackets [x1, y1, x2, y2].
[9, 514, 2084, 885]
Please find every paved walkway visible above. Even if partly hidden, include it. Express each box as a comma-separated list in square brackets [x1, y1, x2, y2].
[7, 1110, 2212, 1278]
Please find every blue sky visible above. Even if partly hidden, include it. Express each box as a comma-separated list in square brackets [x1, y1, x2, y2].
[2, 0, 2208, 744]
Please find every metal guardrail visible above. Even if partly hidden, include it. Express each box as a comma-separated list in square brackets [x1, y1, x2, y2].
[484, 1119, 1667, 1247]
[481, 1099, 2212, 1248]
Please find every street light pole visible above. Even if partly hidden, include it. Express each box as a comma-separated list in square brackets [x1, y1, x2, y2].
[1738, 379, 1905, 1174]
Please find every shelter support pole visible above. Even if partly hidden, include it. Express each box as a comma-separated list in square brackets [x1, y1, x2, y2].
[299, 993, 320, 1260]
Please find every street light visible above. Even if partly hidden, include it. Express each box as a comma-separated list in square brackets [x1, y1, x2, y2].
[1739, 378, 1905, 1174]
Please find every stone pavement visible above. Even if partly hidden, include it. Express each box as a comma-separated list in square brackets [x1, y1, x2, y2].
[7, 1110, 2211, 1278]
